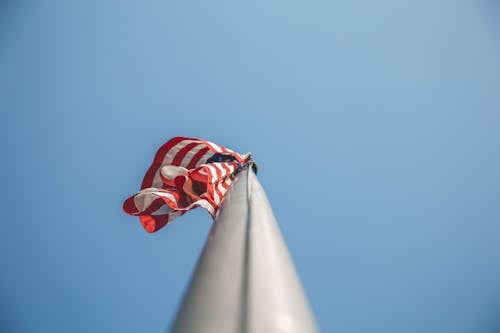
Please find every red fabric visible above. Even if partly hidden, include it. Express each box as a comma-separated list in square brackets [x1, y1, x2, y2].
[123, 137, 250, 233]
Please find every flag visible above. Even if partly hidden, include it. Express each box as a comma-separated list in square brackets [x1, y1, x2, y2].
[123, 137, 251, 233]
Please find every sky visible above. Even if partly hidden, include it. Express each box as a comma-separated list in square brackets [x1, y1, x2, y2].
[1, 0, 500, 332]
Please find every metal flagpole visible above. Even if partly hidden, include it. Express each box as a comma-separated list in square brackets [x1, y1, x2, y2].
[170, 167, 318, 333]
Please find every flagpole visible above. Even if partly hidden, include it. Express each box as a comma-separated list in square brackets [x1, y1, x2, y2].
[170, 167, 318, 333]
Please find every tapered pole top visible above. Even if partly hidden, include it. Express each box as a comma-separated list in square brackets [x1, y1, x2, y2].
[171, 169, 318, 333]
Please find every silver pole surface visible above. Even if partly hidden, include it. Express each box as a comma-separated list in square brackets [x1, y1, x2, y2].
[170, 169, 318, 333]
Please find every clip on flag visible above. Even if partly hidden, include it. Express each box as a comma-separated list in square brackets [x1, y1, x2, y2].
[123, 137, 252, 233]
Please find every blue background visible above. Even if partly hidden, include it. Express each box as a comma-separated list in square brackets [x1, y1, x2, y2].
[1, 1, 500, 332]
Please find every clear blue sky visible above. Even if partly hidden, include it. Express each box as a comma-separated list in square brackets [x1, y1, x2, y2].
[1, 0, 500, 332]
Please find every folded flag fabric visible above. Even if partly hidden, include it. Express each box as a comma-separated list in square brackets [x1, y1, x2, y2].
[123, 137, 251, 233]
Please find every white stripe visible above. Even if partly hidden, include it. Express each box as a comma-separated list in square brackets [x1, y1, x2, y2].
[197, 150, 215, 167]
[167, 211, 183, 220]
[151, 139, 199, 188]
[134, 189, 160, 212]
[205, 164, 219, 183]
[205, 165, 220, 204]
[237, 152, 250, 161]
[179, 143, 206, 168]
[226, 163, 235, 174]
[213, 163, 228, 178]
[151, 205, 173, 216]
[151, 172, 163, 188]
[164, 139, 199, 165]
[213, 164, 228, 201]
[206, 141, 223, 153]
[217, 182, 227, 198]
[221, 179, 232, 192]
[196, 200, 215, 215]
[152, 191, 177, 201]
[181, 198, 215, 215]
[212, 189, 221, 205]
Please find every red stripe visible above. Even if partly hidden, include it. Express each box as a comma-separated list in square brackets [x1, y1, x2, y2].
[218, 165, 233, 191]
[140, 215, 169, 233]
[217, 144, 230, 154]
[200, 196, 218, 212]
[158, 192, 182, 210]
[211, 164, 224, 201]
[212, 141, 242, 161]
[123, 195, 139, 215]
[172, 142, 201, 167]
[186, 147, 210, 169]
[140, 198, 166, 215]
[186, 146, 211, 169]
[220, 162, 232, 178]
[141, 137, 189, 189]
[222, 175, 234, 190]
[218, 145, 246, 163]
[221, 179, 232, 190]
[202, 172, 216, 208]
[124, 195, 172, 216]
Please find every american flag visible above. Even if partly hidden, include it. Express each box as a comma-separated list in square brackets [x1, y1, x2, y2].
[123, 137, 251, 233]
